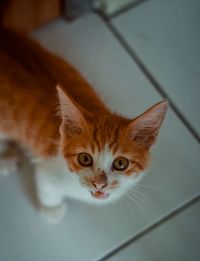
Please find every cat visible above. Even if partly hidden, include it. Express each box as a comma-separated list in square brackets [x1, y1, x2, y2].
[0, 29, 168, 222]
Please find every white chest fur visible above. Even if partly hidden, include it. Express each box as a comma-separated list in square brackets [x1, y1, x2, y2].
[35, 156, 96, 207]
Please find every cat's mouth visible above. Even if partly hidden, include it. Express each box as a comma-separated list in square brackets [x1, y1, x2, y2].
[90, 191, 110, 200]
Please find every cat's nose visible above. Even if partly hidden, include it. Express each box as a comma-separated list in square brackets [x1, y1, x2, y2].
[92, 182, 107, 190]
[92, 171, 107, 190]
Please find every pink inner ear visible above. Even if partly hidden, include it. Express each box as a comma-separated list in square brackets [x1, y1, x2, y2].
[57, 85, 87, 136]
[129, 100, 168, 147]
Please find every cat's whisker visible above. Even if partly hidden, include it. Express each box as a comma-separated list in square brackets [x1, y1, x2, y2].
[133, 185, 160, 209]
[129, 189, 152, 206]
[130, 188, 157, 218]
[120, 198, 126, 210]
[121, 197, 128, 211]
[121, 197, 132, 221]
[129, 190, 153, 213]
[123, 196, 136, 223]
[130, 188, 153, 203]
[137, 183, 161, 193]
[126, 193, 146, 217]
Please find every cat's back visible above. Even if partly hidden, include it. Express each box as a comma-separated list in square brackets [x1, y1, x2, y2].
[0, 30, 61, 156]
[0, 30, 108, 156]
[0, 29, 57, 93]
[0, 29, 107, 112]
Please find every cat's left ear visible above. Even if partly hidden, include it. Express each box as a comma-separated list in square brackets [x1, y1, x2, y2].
[128, 100, 168, 148]
[57, 85, 87, 136]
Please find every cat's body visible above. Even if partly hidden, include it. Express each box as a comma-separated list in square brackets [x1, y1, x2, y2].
[0, 29, 168, 222]
[0, 30, 107, 157]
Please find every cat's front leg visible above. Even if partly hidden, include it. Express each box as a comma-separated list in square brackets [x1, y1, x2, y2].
[35, 158, 68, 223]
[0, 139, 20, 176]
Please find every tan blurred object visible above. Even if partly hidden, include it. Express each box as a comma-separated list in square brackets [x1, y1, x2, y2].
[2, 0, 61, 33]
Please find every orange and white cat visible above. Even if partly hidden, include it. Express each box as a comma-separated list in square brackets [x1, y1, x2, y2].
[0, 29, 168, 222]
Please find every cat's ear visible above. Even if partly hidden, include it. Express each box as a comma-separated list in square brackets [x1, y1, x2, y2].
[128, 100, 168, 148]
[57, 85, 87, 136]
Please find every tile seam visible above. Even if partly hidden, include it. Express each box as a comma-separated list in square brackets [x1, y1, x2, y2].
[97, 16, 200, 143]
[96, 193, 200, 261]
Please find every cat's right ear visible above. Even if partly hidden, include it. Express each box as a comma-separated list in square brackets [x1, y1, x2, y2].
[57, 86, 87, 136]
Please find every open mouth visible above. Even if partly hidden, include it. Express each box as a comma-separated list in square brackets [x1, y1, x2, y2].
[91, 191, 110, 200]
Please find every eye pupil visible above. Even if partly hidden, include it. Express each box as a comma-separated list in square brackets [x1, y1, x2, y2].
[113, 157, 129, 171]
[78, 153, 93, 167]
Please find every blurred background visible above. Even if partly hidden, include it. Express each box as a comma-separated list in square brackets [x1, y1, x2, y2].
[0, 0, 148, 32]
[0, 0, 200, 261]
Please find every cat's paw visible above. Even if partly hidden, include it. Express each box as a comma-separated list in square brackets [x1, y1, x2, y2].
[0, 158, 19, 176]
[39, 203, 68, 224]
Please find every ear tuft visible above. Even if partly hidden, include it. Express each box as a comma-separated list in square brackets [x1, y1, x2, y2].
[57, 85, 86, 136]
[129, 100, 168, 148]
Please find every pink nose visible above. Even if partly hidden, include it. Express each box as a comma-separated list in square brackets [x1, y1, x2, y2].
[92, 182, 107, 190]
[92, 171, 107, 190]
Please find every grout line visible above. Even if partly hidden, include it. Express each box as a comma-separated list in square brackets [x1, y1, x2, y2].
[97, 16, 200, 143]
[97, 194, 200, 261]
[95, 0, 147, 19]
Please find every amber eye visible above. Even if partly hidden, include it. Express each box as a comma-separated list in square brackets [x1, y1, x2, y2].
[112, 157, 129, 171]
[78, 153, 93, 167]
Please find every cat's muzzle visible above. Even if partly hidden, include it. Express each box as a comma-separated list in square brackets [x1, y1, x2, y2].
[90, 191, 110, 199]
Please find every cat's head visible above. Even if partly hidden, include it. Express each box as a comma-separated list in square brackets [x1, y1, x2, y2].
[57, 86, 168, 203]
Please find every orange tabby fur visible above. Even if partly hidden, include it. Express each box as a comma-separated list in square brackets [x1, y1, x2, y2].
[0, 29, 167, 179]
[0, 29, 109, 157]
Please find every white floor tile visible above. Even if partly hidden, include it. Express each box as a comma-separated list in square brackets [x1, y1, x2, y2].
[112, 0, 200, 134]
[0, 14, 200, 261]
[108, 202, 200, 261]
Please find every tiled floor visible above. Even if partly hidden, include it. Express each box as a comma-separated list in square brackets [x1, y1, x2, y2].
[0, 1, 199, 261]
[112, 0, 200, 136]
[109, 202, 200, 261]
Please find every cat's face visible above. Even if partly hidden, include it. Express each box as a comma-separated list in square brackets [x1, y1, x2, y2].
[57, 86, 168, 203]
[60, 117, 150, 203]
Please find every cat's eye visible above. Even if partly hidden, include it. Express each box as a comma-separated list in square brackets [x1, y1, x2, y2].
[78, 153, 93, 167]
[112, 157, 129, 171]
